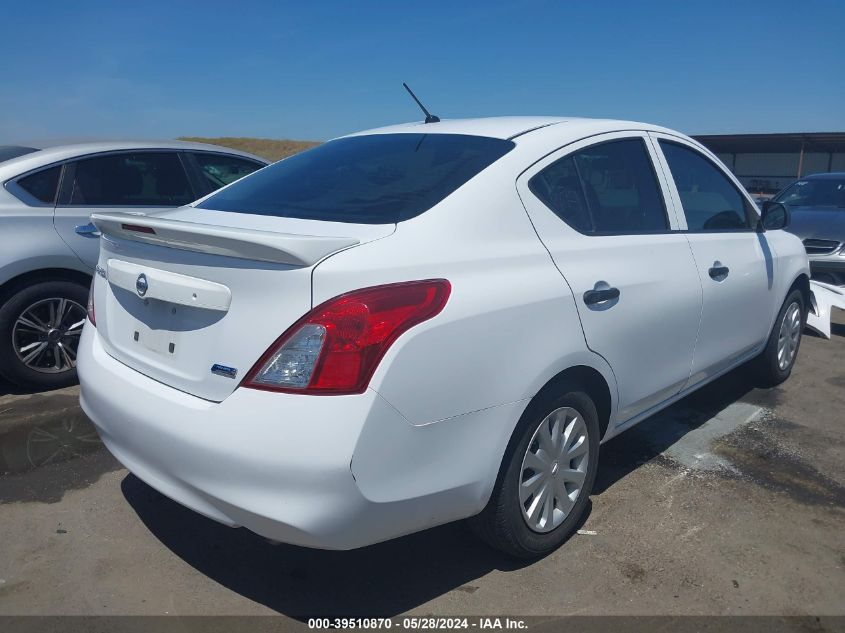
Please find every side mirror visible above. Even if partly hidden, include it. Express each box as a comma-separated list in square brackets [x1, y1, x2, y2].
[759, 200, 790, 232]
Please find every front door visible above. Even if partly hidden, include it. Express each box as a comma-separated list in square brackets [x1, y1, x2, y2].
[517, 132, 702, 423]
[650, 134, 775, 385]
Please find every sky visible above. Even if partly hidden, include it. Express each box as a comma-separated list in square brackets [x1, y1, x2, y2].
[2, 0, 843, 143]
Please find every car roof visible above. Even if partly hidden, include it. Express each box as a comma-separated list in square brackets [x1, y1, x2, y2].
[0, 140, 267, 177]
[798, 172, 845, 180]
[342, 117, 570, 140]
[340, 116, 698, 171]
[341, 116, 680, 141]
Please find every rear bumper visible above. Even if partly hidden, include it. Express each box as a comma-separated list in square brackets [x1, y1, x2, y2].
[78, 325, 511, 549]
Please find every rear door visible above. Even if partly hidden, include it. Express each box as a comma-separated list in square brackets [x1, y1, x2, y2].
[53, 151, 197, 269]
[517, 132, 702, 422]
[650, 134, 775, 384]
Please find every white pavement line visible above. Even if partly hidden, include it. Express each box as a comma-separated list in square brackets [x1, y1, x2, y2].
[660, 402, 764, 471]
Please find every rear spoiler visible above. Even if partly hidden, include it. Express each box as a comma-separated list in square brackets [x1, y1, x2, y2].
[90, 212, 359, 266]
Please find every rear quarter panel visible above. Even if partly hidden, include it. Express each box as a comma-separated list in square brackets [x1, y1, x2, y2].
[314, 170, 618, 518]
[0, 189, 90, 291]
[311, 166, 617, 427]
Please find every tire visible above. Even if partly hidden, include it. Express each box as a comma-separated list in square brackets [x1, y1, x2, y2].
[0, 280, 89, 390]
[468, 384, 600, 558]
[751, 288, 805, 388]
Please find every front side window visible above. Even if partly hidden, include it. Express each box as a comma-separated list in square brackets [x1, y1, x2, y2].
[192, 153, 263, 193]
[67, 152, 193, 206]
[659, 141, 752, 231]
[197, 133, 515, 224]
[529, 138, 668, 234]
[774, 178, 845, 208]
[17, 165, 61, 204]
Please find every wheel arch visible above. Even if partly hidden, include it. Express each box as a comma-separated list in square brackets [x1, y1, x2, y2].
[471, 363, 613, 548]
[488, 363, 614, 500]
[0, 268, 92, 306]
[789, 272, 810, 312]
[531, 365, 613, 441]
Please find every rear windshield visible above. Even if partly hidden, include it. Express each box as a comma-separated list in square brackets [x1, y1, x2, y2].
[197, 133, 515, 224]
[0, 146, 38, 163]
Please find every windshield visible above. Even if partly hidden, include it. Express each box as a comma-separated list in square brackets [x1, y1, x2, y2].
[0, 146, 38, 163]
[197, 133, 515, 224]
[775, 178, 845, 208]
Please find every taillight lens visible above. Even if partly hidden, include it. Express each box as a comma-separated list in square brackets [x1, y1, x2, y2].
[87, 277, 96, 326]
[243, 279, 451, 395]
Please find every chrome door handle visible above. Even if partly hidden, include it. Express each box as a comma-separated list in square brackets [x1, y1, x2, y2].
[708, 262, 729, 280]
[583, 286, 620, 306]
[74, 222, 101, 237]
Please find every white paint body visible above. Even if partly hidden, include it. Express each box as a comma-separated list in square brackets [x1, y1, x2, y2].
[807, 280, 845, 338]
[78, 117, 809, 549]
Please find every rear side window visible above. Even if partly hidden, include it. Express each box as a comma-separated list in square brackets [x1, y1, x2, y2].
[17, 165, 61, 204]
[529, 138, 668, 234]
[197, 134, 515, 224]
[529, 155, 592, 232]
[659, 141, 752, 231]
[67, 152, 193, 206]
[191, 153, 263, 193]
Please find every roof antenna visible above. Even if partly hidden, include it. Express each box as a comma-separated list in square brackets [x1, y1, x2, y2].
[403, 82, 440, 124]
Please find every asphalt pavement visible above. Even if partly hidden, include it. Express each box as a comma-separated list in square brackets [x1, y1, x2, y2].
[0, 313, 843, 619]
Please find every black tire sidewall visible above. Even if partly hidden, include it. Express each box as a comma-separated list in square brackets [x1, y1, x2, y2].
[0, 280, 89, 389]
[760, 289, 805, 384]
[497, 387, 600, 557]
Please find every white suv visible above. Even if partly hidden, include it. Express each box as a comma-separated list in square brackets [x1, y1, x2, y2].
[77, 118, 809, 557]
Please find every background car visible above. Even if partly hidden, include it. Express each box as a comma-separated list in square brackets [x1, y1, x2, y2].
[0, 141, 267, 389]
[774, 172, 845, 285]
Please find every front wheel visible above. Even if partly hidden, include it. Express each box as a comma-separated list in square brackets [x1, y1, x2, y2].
[0, 280, 89, 390]
[468, 386, 600, 558]
[751, 289, 805, 387]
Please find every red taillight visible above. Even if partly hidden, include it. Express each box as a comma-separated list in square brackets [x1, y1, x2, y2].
[87, 277, 96, 326]
[243, 279, 451, 395]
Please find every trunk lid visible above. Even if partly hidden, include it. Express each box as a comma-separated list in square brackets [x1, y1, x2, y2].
[92, 208, 394, 401]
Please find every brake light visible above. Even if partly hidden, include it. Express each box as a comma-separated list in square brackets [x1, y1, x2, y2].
[243, 279, 451, 395]
[87, 277, 96, 326]
[121, 223, 156, 234]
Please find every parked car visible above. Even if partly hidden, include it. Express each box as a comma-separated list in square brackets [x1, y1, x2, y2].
[0, 141, 267, 389]
[77, 117, 809, 558]
[772, 172, 845, 285]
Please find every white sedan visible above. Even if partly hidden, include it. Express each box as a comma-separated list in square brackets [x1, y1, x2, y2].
[78, 117, 809, 557]
[0, 141, 266, 389]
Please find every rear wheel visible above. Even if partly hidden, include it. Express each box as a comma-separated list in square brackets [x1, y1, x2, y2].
[751, 289, 804, 387]
[468, 385, 600, 558]
[0, 280, 89, 390]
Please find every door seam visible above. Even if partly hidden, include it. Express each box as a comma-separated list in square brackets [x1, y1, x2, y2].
[513, 181, 622, 411]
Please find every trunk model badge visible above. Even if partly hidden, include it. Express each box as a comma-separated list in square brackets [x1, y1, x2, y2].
[135, 273, 148, 297]
[211, 364, 238, 379]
